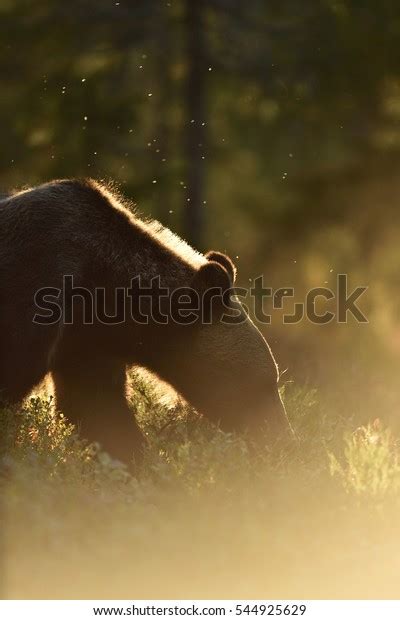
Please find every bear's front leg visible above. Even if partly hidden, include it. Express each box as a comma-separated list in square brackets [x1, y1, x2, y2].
[52, 358, 144, 468]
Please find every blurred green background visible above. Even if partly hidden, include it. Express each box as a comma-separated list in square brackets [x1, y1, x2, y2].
[1, 0, 400, 424]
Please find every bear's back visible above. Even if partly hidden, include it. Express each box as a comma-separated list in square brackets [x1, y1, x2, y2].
[0, 180, 141, 290]
[0, 179, 123, 227]
[0, 179, 140, 254]
[0, 178, 204, 293]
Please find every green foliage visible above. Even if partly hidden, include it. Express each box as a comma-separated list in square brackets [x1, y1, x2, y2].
[329, 421, 400, 497]
[0, 395, 131, 489]
[2, 375, 400, 598]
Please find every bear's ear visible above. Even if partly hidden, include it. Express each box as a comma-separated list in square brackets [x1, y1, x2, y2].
[191, 260, 233, 322]
[192, 260, 232, 294]
[205, 251, 237, 284]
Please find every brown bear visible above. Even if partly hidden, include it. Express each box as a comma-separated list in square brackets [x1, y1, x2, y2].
[0, 179, 290, 464]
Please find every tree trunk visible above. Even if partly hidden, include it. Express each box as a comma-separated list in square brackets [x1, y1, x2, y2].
[154, 1, 172, 224]
[183, 0, 207, 250]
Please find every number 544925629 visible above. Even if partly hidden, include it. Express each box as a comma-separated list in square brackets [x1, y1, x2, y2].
[235, 604, 306, 616]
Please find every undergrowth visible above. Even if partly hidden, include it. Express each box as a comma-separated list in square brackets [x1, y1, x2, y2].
[1, 371, 400, 599]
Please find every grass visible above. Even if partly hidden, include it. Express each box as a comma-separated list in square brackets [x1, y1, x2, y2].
[2, 371, 400, 599]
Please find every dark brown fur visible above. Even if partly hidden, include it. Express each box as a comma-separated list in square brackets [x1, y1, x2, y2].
[0, 179, 289, 465]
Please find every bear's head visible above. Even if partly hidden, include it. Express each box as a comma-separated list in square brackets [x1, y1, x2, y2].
[147, 251, 292, 441]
